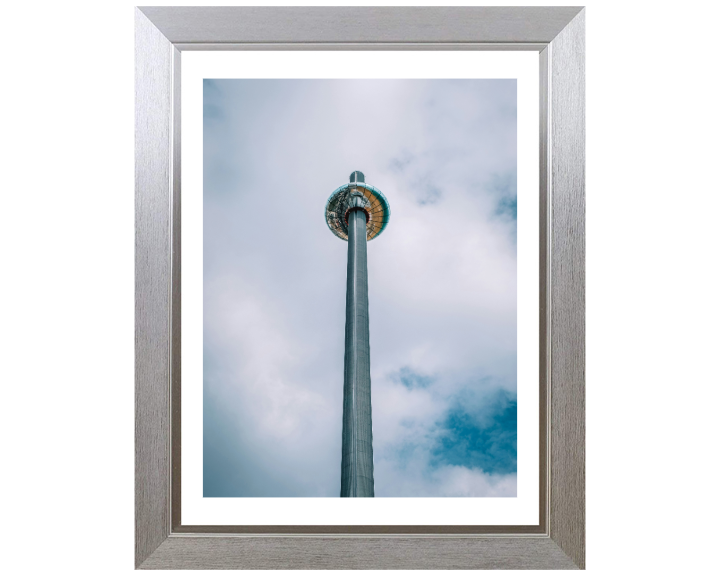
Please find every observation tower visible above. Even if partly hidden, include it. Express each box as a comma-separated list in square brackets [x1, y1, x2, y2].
[325, 171, 391, 497]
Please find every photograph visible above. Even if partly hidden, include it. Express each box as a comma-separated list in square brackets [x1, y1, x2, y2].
[202, 78, 519, 498]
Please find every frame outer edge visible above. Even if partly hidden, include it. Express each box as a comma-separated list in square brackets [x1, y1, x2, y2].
[549, 9, 586, 569]
[135, 5, 586, 570]
[140, 536, 579, 570]
[138, 6, 585, 44]
[135, 7, 174, 568]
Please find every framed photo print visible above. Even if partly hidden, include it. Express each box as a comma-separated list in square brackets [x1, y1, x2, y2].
[135, 6, 585, 569]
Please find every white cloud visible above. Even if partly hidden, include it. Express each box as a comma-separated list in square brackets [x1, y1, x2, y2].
[377, 460, 517, 498]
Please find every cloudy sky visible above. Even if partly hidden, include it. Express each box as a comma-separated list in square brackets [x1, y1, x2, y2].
[203, 79, 517, 497]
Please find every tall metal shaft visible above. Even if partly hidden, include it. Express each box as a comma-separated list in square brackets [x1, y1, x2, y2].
[340, 208, 374, 497]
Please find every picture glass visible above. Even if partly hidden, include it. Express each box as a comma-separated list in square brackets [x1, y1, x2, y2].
[181, 51, 539, 525]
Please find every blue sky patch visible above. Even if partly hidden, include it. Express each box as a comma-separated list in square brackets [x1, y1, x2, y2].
[431, 389, 517, 474]
[490, 171, 517, 220]
[496, 195, 517, 220]
[391, 366, 436, 390]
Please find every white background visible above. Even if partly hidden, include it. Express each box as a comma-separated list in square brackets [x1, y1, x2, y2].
[1, 0, 718, 573]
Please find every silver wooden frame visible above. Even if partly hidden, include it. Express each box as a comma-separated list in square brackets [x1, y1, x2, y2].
[135, 6, 585, 569]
